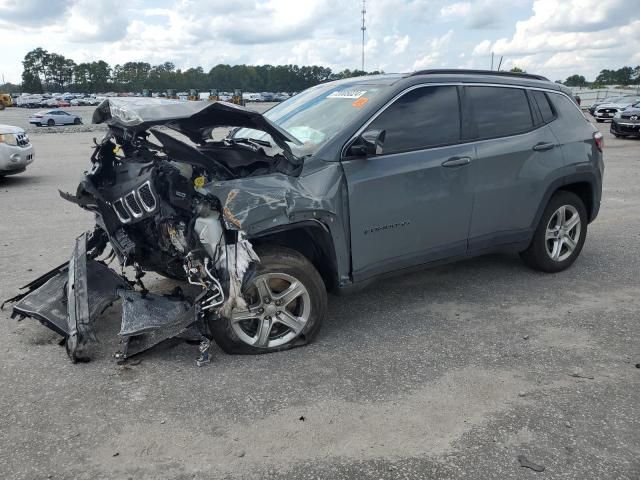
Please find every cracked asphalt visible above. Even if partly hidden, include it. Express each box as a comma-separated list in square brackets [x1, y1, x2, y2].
[0, 106, 639, 479]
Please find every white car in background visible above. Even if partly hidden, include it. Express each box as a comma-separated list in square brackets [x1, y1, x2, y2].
[593, 96, 640, 123]
[28, 109, 83, 127]
[0, 124, 34, 177]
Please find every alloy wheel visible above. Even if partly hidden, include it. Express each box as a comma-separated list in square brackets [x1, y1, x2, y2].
[230, 272, 311, 348]
[545, 205, 581, 262]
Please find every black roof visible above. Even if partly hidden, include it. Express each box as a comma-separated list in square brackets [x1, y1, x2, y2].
[410, 69, 549, 82]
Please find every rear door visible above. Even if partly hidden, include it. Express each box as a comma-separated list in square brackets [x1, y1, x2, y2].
[465, 85, 565, 252]
[341, 85, 475, 280]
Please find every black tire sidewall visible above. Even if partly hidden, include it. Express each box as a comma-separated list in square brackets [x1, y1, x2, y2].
[209, 245, 327, 354]
[521, 191, 588, 273]
[47, 119, 54, 127]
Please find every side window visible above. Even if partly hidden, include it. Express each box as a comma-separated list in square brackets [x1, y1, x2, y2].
[467, 86, 533, 139]
[368, 86, 461, 155]
[531, 90, 555, 123]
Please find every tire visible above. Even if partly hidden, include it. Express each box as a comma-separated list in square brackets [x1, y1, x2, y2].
[74, 118, 81, 125]
[209, 245, 327, 354]
[47, 119, 55, 127]
[520, 191, 587, 273]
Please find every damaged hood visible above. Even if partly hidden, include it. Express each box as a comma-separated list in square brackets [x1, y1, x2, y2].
[92, 97, 301, 151]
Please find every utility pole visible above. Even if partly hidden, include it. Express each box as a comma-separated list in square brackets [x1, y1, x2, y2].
[361, 0, 366, 72]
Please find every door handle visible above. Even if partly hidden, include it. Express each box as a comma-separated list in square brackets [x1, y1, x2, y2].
[532, 142, 556, 151]
[441, 156, 471, 168]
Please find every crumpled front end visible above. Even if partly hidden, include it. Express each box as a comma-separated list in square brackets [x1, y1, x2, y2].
[2, 99, 283, 365]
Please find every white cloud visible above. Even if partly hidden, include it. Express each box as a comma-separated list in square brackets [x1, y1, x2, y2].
[440, 2, 471, 18]
[0, 0, 638, 85]
[473, 0, 640, 79]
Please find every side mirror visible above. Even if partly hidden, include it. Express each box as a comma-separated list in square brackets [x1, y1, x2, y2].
[349, 129, 386, 157]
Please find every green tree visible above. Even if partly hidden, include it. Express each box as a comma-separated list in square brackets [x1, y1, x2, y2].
[564, 74, 587, 87]
[509, 66, 525, 73]
[22, 47, 50, 93]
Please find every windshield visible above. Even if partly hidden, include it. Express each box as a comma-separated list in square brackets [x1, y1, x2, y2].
[233, 82, 389, 156]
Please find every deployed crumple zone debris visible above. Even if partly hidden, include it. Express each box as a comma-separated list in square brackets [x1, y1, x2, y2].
[3, 97, 320, 364]
[517, 454, 546, 472]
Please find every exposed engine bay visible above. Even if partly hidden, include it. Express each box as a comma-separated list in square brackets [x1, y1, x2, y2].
[3, 98, 305, 364]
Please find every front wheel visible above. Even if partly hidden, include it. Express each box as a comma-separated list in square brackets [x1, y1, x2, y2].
[209, 245, 327, 354]
[74, 118, 81, 125]
[47, 119, 55, 127]
[520, 191, 587, 273]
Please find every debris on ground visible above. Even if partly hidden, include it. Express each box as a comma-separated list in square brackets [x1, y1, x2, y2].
[569, 372, 594, 380]
[517, 454, 546, 472]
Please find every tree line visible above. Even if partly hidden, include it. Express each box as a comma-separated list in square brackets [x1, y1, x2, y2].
[4, 48, 639, 94]
[563, 66, 640, 87]
[14, 48, 379, 94]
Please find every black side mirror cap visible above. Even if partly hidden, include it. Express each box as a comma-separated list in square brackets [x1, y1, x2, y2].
[349, 129, 386, 157]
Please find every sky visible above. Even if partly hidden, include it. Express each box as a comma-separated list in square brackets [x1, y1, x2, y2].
[0, 0, 639, 84]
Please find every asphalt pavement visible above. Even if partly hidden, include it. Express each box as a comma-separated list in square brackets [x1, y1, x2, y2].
[0, 106, 638, 479]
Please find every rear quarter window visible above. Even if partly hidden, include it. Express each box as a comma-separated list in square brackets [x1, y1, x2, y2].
[531, 90, 555, 124]
[466, 86, 533, 139]
[547, 93, 588, 125]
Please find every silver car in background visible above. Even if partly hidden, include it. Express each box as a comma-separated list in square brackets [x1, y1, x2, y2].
[28, 109, 83, 127]
[0, 124, 34, 177]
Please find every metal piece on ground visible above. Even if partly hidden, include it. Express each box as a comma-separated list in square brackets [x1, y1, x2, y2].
[116, 290, 197, 360]
[517, 455, 546, 472]
[196, 337, 212, 367]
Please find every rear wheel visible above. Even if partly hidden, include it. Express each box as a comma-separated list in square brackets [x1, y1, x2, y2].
[47, 119, 55, 127]
[209, 245, 327, 354]
[520, 191, 587, 273]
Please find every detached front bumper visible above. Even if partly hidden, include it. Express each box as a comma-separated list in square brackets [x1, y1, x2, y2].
[0, 143, 34, 175]
[5, 233, 129, 361]
[4, 232, 210, 363]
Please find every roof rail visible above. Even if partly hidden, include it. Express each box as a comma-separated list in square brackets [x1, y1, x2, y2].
[410, 69, 549, 82]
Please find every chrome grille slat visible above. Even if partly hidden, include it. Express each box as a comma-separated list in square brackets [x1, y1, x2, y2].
[137, 181, 157, 212]
[112, 182, 157, 224]
[124, 192, 143, 217]
[113, 199, 131, 223]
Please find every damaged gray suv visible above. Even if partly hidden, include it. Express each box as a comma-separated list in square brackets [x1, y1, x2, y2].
[4, 70, 604, 364]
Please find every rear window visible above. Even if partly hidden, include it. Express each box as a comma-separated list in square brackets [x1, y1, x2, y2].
[531, 90, 555, 123]
[467, 86, 533, 139]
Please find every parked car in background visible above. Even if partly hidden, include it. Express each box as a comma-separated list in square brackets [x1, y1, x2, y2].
[592, 96, 640, 122]
[273, 92, 291, 102]
[0, 124, 34, 177]
[611, 102, 640, 138]
[28, 109, 82, 127]
[589, 96, 623, 115]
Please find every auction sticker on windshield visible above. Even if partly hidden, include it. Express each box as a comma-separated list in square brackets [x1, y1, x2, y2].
[327, 90, 367, 99]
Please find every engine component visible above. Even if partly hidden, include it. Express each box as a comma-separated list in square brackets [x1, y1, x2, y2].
[194, 209, 224, 259]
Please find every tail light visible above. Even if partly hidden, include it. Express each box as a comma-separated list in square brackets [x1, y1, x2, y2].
[34, 115, 42, 118]
[594, 132, 603, 152]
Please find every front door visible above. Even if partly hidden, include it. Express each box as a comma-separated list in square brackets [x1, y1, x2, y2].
[341, 85, 474, 281]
